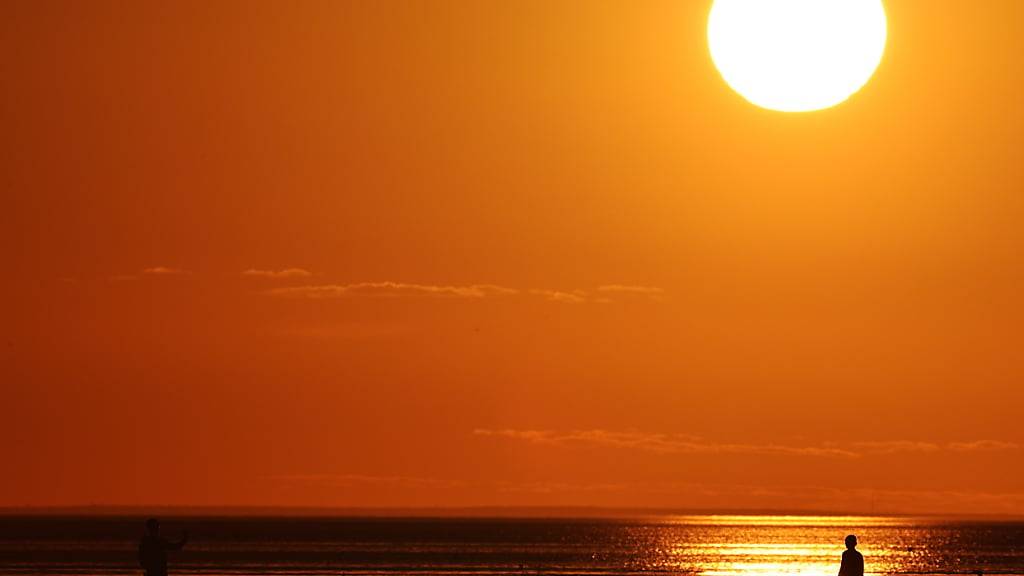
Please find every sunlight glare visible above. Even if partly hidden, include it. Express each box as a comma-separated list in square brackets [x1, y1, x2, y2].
[708, 0, 887, 112]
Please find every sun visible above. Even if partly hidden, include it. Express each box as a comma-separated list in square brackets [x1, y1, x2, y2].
[708, 0, 887, 112]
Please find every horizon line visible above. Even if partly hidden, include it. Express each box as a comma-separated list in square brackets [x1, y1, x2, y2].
[2, 505, 1022, 520]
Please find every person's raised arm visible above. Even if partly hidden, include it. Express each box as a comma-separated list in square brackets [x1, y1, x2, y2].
[165, 530, 189, 551]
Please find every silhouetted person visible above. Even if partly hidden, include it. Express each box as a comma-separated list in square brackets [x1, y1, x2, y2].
[138, 518, 188, 576]
[838, 534, 864, 576]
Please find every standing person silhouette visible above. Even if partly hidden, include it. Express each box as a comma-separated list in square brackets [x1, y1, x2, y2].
[138, 518, 188, 576]
[838, 534, 864, 576]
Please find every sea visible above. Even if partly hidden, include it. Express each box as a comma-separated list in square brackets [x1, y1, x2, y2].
[0, 515, 1021, 576]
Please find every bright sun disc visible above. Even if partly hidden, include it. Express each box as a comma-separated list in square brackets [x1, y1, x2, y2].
[708, 0, 887, 112]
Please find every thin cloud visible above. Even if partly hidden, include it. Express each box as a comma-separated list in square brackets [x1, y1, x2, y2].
[528, 289, 594, 304]
[947, 440, 1019, 452]
[854, 440, 1018, 454]
[243, 268, 313, 279]
[473, 429, 860, 459]
[142, 266, 191, 276]
[853, 441, 941, 454]
[264, 282, 665, 304]
[477, 429, 1020, 459]
[266, 282, 519, 299]
[109, 266, 191, 281]
[597, 285, 665, 295]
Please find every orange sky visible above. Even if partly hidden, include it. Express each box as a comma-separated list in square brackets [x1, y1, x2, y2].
[3, 0, 1023, 515]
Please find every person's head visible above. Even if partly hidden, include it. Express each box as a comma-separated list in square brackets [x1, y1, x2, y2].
[146, 518, 160, 536]
[845, 535, 858, 550]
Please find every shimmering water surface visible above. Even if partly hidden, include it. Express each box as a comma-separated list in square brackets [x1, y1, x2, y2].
[0, 515, 1021, 576]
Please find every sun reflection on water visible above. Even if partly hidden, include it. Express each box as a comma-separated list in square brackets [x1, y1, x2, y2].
[667, 515, 920, 527]
[651, 515, 924, 576]
[702, 560, 836, 576]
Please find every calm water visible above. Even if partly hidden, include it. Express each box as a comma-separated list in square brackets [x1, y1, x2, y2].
[0, 515, 1022, 576]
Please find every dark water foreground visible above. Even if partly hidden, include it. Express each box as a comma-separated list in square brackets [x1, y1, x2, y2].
[0, 515, 1022, 576]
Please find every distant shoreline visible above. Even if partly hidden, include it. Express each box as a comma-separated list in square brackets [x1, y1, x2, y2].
[2, 506, 1022, 520]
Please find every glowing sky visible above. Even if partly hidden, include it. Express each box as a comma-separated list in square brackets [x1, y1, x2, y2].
[3, 0, 1024, 514]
